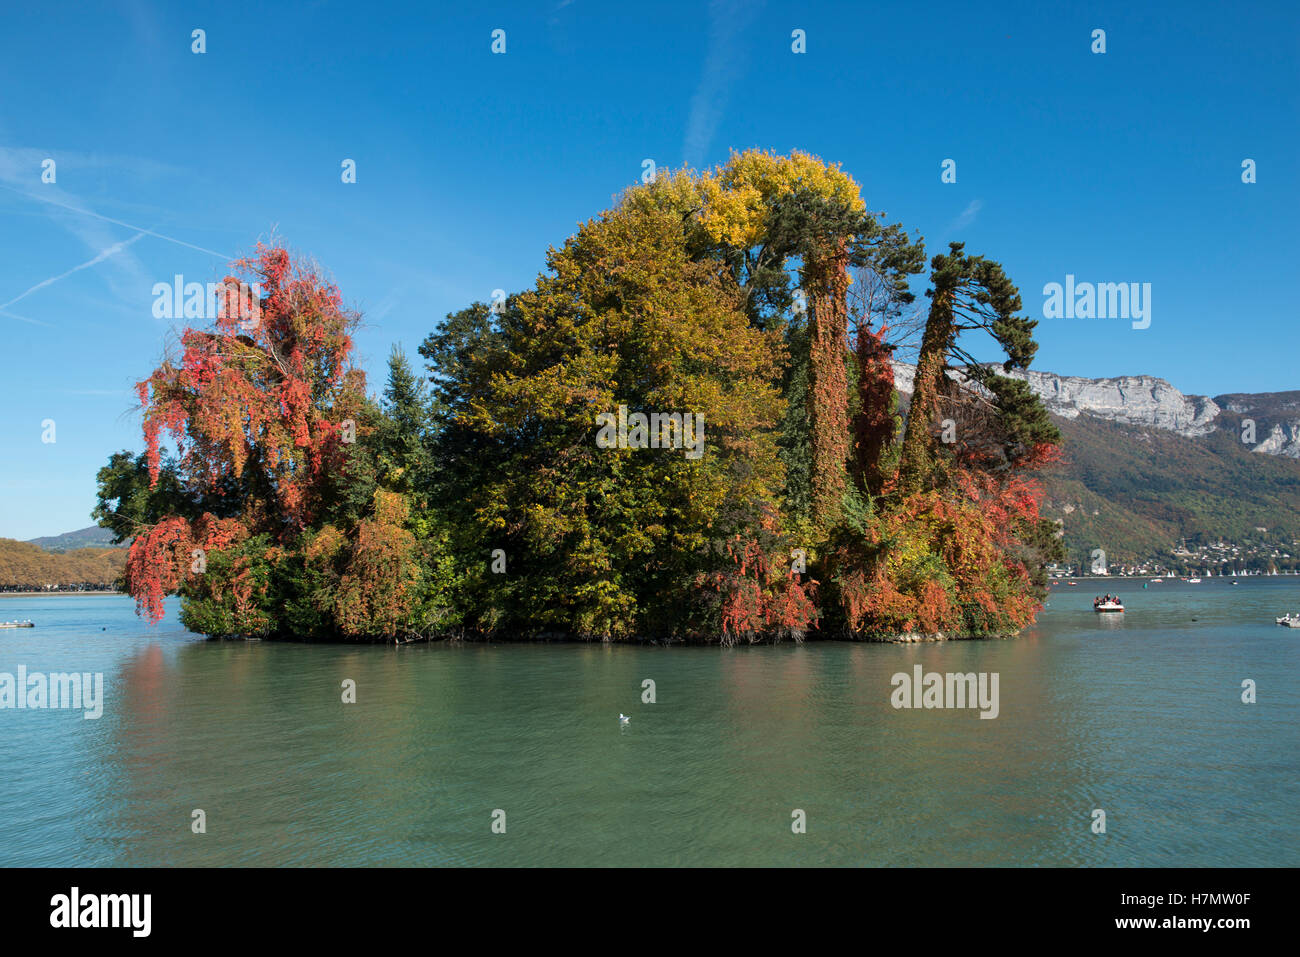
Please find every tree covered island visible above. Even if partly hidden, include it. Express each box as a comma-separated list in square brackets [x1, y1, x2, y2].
[94, 149, 1064, 643]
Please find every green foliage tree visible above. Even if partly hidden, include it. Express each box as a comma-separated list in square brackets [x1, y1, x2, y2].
[421, 188, 796, 638]
[93, 451, 242, 544]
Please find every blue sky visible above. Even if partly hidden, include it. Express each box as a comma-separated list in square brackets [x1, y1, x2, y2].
[1, 0, 1296, 540]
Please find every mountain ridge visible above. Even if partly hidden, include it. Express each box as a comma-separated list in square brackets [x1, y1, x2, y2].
[890, 361, 1300, 457]
[25, 525, 126, 552]
[889, 362, 1300, 568]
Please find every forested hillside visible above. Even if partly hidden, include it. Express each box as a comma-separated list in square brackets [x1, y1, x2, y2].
[1040, 413, 1300, 564]
[0, 539, 126, 590]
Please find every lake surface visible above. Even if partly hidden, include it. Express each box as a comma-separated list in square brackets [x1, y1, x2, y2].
[1, 579, 1296, 867]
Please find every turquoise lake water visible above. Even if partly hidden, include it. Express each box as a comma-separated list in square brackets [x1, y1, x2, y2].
[1, 579, 1296, 866]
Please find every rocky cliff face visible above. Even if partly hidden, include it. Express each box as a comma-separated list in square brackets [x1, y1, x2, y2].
[1015, 371, 1221, 436]
[1251, 421, 1300, 457]
[1212, 392, 1300, 459]
[890, 362, 1300, 457]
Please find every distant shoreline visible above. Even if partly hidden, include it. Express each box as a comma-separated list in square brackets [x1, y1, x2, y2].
[0, 591, 123, 598]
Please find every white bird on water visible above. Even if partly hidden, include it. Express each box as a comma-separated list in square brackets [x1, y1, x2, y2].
[619, 713, 630, 726]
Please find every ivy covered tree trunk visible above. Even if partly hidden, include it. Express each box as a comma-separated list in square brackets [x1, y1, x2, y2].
[804, 238, 851, 533]
[851, 319, 898, 497]
[897, 287, 954, 495]
[896, 242, 1056, 496]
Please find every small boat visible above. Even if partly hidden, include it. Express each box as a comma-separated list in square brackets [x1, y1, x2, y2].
[1067, 581, 1077, 586]
[1094, 596, 1124, 613]
[1276, 614, 1300, 627]
[1150, 578, 1163, 583]
[1187, 578, 1202, 583]
[0, 620, 35, 629]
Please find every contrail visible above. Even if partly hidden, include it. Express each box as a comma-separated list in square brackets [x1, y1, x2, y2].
[0, 232, 147, 310]
[0, 180, 229, 258]
[0, 307, 55, 327]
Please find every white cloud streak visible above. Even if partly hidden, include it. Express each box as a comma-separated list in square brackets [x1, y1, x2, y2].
[682, 0, 760, 170]
[0, 232, 147, 310]
[948, 199, 984, 233]
[0, 181, 227, 258]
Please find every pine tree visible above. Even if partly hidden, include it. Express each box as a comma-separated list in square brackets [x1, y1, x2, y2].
[377, 344, 433, 498]
[896, 242, 1058, 494]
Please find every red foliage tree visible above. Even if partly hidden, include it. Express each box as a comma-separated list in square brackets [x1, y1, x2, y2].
[122, 514, 248, 622]
[701, 508, 819, 644]
[127, 245, 366, 621]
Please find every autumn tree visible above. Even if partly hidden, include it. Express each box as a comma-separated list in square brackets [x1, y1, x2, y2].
[113, 244, 367, 625]
[422, 187, 805, 639]
[94, 153, 1065, 644]
[823, 242, 1062, 637]
[629, 150, 922, 536]
[846, 255, 924, 498]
